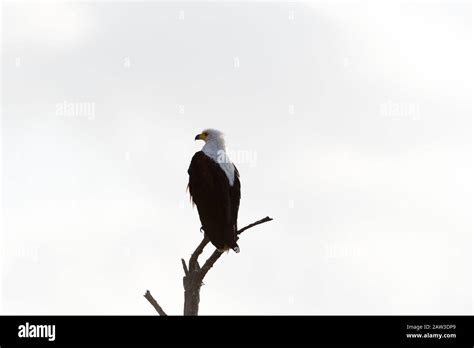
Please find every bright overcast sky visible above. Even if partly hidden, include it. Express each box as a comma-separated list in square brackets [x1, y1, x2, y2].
[0, 1, 472, 315]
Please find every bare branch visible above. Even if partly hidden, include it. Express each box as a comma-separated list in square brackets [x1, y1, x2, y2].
[237, 216, 273, 235]
[199, 249, 223, 280]
[188, 236, 209, 271]
[181, 258, 189, 277]
[144, 290, 167, 316]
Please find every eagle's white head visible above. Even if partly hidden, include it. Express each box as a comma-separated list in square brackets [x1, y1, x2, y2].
[194, 128, 225, 148]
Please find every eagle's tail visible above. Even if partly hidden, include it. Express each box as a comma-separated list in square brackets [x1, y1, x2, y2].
[229, 225, 240, 253]
[204, 224, 240, 253]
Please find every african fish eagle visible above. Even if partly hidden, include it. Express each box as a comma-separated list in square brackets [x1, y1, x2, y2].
[187, 129, 241, 253]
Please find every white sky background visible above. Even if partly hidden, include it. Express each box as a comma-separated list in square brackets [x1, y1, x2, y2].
[0, 1, 472, 314]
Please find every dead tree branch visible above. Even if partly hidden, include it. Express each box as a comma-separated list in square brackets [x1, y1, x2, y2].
[144, 216, 273, 315]
[237, 216, 273, 235]
[143, 290, 167, 316]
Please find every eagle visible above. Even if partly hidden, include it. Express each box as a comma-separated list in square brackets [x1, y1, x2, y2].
[187, 129, 241, 253]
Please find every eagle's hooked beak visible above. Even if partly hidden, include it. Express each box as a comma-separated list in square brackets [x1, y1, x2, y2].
[195, 133, 207, 141]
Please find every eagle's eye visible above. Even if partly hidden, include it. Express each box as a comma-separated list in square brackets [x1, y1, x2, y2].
[203, 132, 208, 137]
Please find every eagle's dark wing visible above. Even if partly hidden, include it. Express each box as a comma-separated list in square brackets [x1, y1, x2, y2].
[229, 165, 241, 240]
[188, 151, 239, 251]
